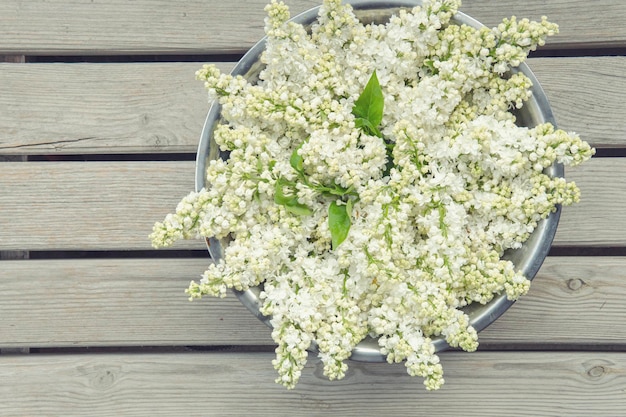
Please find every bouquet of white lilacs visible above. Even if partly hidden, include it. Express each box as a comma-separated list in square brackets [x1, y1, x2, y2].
[151, 0, 594, 390]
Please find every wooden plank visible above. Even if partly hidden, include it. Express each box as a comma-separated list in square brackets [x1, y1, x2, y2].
[530, 57, 626, 149]
[1, 257, 625, 348]
[0, 161, 206, 251]
[0, 0, 624, 55]
[461, 0, 626, 49]
[554, 157, 623, 247]
[0, 156, 618, 251]
[0, 62, 229, 155]
[480, 256, 626, 347]
[1, 351, 625, 416]
[0, 57, 29, 260]
[0, 57, 624, 154]
[0, 0, 319, 55]
[0, 258, 271, 348]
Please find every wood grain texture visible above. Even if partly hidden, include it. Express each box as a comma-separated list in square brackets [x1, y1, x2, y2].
[0, 157, 618, 251]
[0, 0, 624, 55]
[530, 57, 626, 149]
[0, 258, 272, 348]
[0, 62, 229, 154]
[1, 351, 625, 416]
[0, 161, 206, 251]
[1, 257, 624, 348]
[1, 0, 624, 412]
[554, 157, 623, 247]
[461, 0, 626, 49]
[0, 0, 319, 55]
[0, 57, 624, 154]
[479, 256, 626, 347]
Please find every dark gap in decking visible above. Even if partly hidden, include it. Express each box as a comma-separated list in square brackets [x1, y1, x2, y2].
[19, 246, 626, 260]
[27, 249, 209, 260]
[26, 153, 196, 162]
[17, 45, 626, 64]
[0, 155, 28, 162]
[24, 53, 245, 64]
[17, 148, 626, 162]
[185, 345, 276, 353]
[548, 246, 626, 257]
[9, 344, 626, 356]
[529, 45, 626, 58]
[20, 45, 626, 63]
[590, 148, 626, 158]
[18, 345, 275, 355]
[477, 343, 626, 352]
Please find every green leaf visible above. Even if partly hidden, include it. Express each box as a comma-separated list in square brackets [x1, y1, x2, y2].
[354, 117, 382, 138]
[424, 59, 438, 75]
[274, 178, 292, 206]
[284, 201, 313, 216]
[329, 201, 351, 250]
[352, 70, 384, 128]
[274, 178, 312, 216]
[290, 144, 304, 173]
[316, 181, 354, 198]
[346, 198, 353, 217]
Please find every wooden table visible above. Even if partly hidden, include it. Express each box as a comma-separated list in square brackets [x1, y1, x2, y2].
[1, 1, 625, 415]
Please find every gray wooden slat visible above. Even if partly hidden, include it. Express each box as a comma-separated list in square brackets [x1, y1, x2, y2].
[0, 258, 271, 348]
[0, 62, 227, 154]
[461, 0, 626, 49]
[1, 257, 624, 348]
[554, 157, 621, 247]
[0, 161, 205, 251]
[530, 57, 626, 149]
[0, 57, 623, 155]
[0, 0, 319, 55]
[1, 351, 624, 416]
[480, 256, 626, 347]
[0, 57, 29, 260]
[0, 157, 617, 251]
[0, 0, 624, 55]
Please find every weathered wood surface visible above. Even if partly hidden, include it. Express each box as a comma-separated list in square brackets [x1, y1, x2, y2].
[553, 158, 625, 247]
[2, 0, 625, 415]
[532, 57, 626, 149]
[0, 161, 205, 251]
[479, 256, 626, 347]
[0, 258, 272, 347]
[1, 351, 625, 417]
[1, 57, 624, 154]
[1, 257, 624, 349]
[0, 0, 624, 55]
[0, 158, 619, 251]
[0, 62, 225, 154]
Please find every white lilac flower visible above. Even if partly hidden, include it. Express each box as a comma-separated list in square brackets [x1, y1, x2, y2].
[152, 0, 594, 390]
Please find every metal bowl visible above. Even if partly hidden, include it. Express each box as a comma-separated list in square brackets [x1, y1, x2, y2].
[196, 1, 562, 362]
